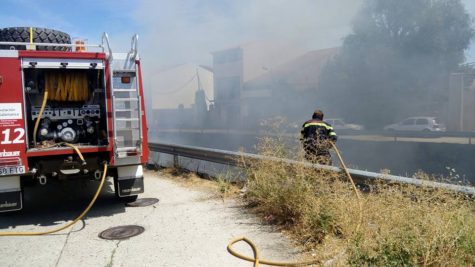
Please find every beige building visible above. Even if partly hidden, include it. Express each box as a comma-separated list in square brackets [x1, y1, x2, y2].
[212, 43, 339, 127]
[211, 41, 306, 126]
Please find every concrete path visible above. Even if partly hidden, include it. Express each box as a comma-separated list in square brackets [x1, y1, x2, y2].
[0, 171, 300, 267]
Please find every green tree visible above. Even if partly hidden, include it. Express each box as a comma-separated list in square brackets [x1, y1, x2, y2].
[319, 0, 474, 128]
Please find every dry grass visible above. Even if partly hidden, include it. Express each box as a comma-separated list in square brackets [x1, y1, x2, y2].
[243, 135, 475, 266]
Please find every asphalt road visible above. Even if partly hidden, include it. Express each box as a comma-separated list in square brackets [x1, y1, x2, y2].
[341, 134, 474, 144]
[0, 171, 300, 267]
[154, 129, 475, 145]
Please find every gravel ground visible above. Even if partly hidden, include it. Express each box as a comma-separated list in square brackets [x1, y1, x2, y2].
[0, 171, 302, 267]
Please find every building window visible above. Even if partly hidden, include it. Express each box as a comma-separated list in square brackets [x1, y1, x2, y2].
[214, 48, 242, 65]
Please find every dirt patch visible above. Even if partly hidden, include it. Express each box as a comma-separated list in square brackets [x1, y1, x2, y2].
[146, 168, 242, 199]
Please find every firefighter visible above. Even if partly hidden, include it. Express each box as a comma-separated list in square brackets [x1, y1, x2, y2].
[300, 110, 337, 165]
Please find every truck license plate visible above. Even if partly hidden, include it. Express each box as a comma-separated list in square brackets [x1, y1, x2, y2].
[0, 166, 25, 176]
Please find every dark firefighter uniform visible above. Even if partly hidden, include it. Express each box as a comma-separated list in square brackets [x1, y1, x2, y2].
[300, 117, 337, 165]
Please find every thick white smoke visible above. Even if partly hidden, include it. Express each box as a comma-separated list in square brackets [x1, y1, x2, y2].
[134, 0, 364, 69]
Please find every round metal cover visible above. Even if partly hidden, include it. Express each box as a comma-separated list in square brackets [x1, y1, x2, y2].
[99, 225, 145, 240]
[125, 198, 159, 207]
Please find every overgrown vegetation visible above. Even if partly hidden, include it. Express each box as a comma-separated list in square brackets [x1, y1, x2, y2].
[319, 0, 474, 128]
[244, 136, 475, 266]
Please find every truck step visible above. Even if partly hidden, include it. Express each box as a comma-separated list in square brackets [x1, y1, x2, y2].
[114, 98, 139, 102]
[113, 89, 137, 92]
[115, 118, 139, 121]
[116, 147, 138, 152]
[113, 69, 135, 73]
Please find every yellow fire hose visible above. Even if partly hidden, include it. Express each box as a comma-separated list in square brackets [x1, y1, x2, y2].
[227, 236, 319, 267]
[330, 142, 363, 233]
[32, 88, 48, 146]
[227, 143, 363, 267]
[0, 162, 107, 236]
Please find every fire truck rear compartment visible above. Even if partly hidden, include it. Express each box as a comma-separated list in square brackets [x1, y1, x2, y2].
[23, 68, 108, 147]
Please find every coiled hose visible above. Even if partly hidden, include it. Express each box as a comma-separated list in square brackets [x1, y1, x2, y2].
[227, 143, 363, 267]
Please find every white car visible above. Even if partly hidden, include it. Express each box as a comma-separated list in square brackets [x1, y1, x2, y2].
[384, 117, 446, 132]
[325, 118, 364, 131]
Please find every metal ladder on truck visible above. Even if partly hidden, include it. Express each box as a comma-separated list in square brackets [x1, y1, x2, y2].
[102, 33, 143, 164]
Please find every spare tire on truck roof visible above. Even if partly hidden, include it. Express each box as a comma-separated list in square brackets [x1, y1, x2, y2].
[0, 27, 71, 51]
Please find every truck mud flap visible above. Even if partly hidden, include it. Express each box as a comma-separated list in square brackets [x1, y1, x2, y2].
[0, 176, 22, 212]
[0, 190, 22, 212]
[117, 177, 144, 197]
[116, 165, 144, 197]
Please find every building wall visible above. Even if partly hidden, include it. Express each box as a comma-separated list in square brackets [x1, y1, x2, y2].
[212, 41, 306, 127]
[448, 73, 475, 131]
[212, 48, 242, 100]
[462, 83, 475, 131]
[212, 48, 243, 126]
[240, 48, 339, 127]
[212, 42, 340, 128]
[242, 41, 305, 82]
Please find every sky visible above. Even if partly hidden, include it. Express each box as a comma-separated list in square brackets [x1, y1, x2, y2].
[0, 0, 474, 73]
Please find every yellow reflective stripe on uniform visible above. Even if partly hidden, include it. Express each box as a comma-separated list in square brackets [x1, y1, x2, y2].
[303, 122, 333, 130]
[329, 132, 337, 136]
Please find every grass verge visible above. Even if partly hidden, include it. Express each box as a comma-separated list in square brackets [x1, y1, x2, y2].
[243, 135, 475, 266]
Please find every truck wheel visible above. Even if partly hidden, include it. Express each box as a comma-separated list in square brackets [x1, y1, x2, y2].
[0, 27, 71, 51]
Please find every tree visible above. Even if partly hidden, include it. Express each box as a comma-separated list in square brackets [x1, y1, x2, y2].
[319, 0, 474, 128]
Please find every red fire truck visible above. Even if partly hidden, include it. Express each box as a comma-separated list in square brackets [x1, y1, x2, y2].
[0, 27, 149, 212]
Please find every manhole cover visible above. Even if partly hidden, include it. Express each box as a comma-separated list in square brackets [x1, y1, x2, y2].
[99, 225, 145, 240]
[125, 198, 159, 207]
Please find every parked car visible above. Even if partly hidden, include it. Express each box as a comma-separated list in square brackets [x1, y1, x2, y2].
[325, 118, 364, 131]
[383, 117, 446, 132]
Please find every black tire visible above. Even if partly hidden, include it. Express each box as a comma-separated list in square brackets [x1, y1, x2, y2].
[0, 27, 71, 51]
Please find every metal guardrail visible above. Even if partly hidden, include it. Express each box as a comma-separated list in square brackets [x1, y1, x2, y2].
[149, 142, 475, 195]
